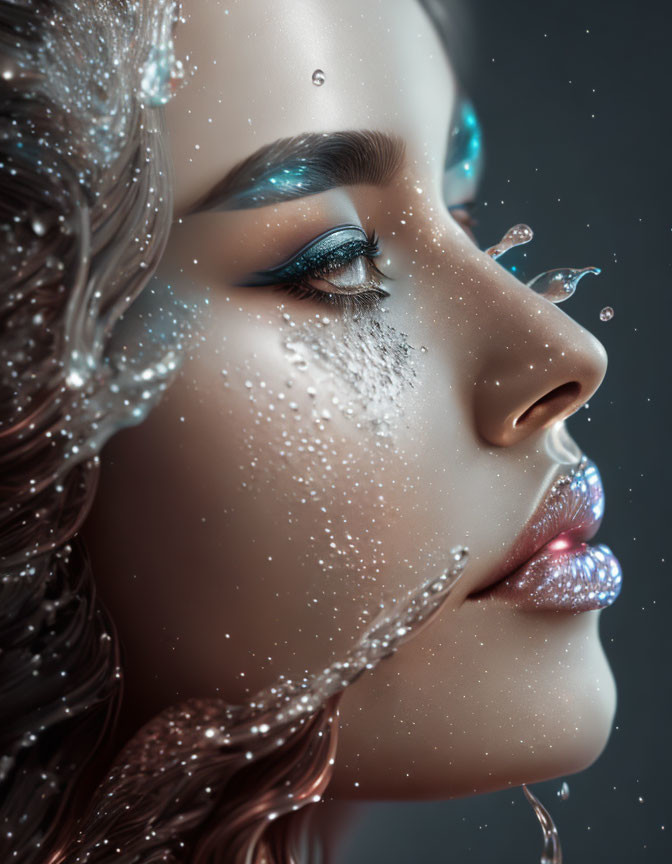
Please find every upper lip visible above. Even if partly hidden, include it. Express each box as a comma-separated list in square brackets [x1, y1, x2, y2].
[467, 457, 604, 597]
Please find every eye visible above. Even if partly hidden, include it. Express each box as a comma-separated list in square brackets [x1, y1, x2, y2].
[239, 224, 389, 309]
[448, 202, 478, 243]
[444, 97, 483, 242]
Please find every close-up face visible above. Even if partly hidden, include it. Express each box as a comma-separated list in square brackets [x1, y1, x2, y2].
[84, 0, 619, 801]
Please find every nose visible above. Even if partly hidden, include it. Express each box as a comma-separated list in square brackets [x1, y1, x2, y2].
[471, 256, 607, 447]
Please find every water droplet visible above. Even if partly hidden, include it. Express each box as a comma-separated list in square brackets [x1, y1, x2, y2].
[140, 43, 185, 107]
[599, 305, 614, 321]
[527, 266, 600, 304]
[30, 216, 48, 237]
[557, 781, 570, 800]
[485, 224, 533, 260]
[312, 69, 326, 87]
[523, 785, 563, 864]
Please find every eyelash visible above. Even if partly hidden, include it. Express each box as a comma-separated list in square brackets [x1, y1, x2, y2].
[274, 230, 389, 309]
[269, 200, 477, 309]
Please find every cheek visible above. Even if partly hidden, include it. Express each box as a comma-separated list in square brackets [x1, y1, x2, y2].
[162, 296, 466, 693]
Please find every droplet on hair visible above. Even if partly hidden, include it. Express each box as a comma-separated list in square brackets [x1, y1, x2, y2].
[30, 216, 48, 237]
[140, 43, 185, 106]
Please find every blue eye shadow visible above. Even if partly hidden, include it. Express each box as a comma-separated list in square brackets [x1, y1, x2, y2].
[237, 224, 373, 288]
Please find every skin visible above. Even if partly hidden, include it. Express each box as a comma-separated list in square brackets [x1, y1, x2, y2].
[84, 0, 617, 800]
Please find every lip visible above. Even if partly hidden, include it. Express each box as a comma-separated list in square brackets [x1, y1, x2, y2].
[467, 457, 622, 612]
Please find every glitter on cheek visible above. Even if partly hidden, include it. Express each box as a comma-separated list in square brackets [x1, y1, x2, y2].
[212, 300, 449, 625]
[278, 307, 419, 438]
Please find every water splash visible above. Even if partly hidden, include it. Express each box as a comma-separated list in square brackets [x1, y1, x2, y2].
[557, 781, 570, 801]
[0, 1, 194, 857]
[486, 225, 601, 307]
[523, 785, 563, 864]
[140, 44, 185, 106]
[485, 223, 533, 259]
[58, 548, 470, 860]
[139, 3, 185, 107]
[600, 305, 614, 321]
[527, 266, 600, 304]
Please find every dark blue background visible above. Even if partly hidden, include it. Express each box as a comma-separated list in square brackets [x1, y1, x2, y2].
[339, 1, 671, 860]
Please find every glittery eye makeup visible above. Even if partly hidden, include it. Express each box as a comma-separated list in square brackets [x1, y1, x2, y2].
[238, 224, 389, 308]
[444, 97, 483, 206]
[444, 97, 483, 240]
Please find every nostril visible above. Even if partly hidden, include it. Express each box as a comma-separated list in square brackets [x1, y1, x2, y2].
[514, 381, 582, 429]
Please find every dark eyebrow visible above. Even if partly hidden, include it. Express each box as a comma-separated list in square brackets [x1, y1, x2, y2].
[185, 130, 405, 215]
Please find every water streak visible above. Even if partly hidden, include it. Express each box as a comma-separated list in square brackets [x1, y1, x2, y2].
[523, 784, 563, 864]
[58, 549, 470, 861]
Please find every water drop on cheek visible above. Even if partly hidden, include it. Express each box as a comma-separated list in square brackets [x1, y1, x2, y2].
[311, 69, 325, 86]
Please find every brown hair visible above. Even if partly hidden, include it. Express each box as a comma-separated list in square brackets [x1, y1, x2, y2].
[0, 2, 341, 860]
[0, 1, 464, 861]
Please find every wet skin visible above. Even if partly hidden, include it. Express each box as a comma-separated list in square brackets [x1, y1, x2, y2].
[84, 0, 616, 798]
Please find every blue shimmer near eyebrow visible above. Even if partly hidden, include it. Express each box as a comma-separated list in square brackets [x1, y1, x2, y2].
[237, 225, 371, 287]
[188, 131, 405, 215]
[226, 162, 312, 209]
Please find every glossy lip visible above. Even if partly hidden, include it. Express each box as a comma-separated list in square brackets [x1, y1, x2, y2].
[467, 457, 622, 612]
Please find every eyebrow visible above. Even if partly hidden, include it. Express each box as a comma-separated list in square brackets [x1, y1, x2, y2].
[185, 130, 405, 215]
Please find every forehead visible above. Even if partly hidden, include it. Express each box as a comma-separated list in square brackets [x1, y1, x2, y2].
[167, 0, 458, 213]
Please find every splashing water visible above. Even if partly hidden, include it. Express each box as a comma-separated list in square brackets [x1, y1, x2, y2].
[486, 225, 602, 305]
[527, 266, 601, 304]
[600, 305, 614, 321]
[523, 785, 563, 864]
[139, 3, 186, 107]
[0, 1, 193, 856]
[140, 44, 185, 106]
[59, 548, 470, 860]
[485, 223, 533, 259]
[557, 781, 570, 800]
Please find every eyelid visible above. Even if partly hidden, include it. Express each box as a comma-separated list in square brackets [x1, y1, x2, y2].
[237, 224, 369, 287]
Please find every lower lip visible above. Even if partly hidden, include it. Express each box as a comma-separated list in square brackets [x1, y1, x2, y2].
[475, 535, 623, 612]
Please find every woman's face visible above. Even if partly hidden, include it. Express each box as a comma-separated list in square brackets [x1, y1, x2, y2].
[85, 0, 618, 798]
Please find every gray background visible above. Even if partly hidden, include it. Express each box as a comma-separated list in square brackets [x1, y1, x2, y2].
[338, 0, 671, 860]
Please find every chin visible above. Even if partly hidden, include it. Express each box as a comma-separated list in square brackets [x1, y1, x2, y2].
[513, 624, 617, 788]
[438, 615, 618, 801]
[331, 610, 617, 802]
